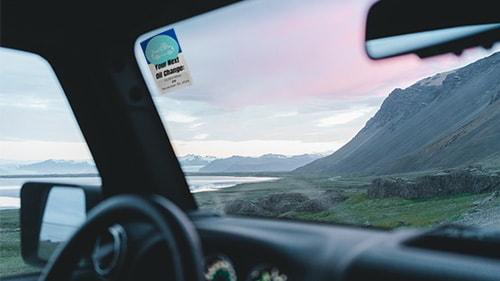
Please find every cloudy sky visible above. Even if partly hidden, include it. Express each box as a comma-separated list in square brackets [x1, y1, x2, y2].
[1, 0, 499, 161]
[0, 49, 92, 161]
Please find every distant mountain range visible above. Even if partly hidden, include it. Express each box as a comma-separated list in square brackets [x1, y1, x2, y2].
[200, 153, 324, 173]
[296, 51, 500, 176]
[0, 159, 98, 175]
[0, 153, 325, 175]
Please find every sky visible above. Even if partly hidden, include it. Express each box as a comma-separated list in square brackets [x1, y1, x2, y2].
[1, 0, 500, 161]
[0, 49, 93, 161]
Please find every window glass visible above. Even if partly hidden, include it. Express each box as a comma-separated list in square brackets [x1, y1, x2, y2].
[136, 0, 500, 231]
[0, 48, 101, 276]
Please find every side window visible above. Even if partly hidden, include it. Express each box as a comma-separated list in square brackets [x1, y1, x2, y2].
[0, 48, 101, 276]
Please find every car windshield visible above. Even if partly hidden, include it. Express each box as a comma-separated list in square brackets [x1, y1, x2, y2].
[135, 0, 500, 230]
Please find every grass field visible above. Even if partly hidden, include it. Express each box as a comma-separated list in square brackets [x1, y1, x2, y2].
[194, 175, 371, 209]
[0, 209, 38, 277]
[194, 174, 497, 229]
[294, 192, 491, 228]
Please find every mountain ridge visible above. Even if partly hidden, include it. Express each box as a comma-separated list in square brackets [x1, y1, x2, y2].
[0, 153, 327, 175]
[295, 51, 500, 176]
[200, 153, 324, 173]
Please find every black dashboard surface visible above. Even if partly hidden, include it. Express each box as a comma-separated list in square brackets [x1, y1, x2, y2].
[5, 213, 500, 281]
[191, 212, 500, 281]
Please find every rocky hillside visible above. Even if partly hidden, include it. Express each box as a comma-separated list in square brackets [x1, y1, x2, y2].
[296, 52, 500, 176]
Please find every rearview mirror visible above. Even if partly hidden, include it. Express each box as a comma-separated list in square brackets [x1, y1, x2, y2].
[365, 0, 500, 59]
[21, 182, 101, 267]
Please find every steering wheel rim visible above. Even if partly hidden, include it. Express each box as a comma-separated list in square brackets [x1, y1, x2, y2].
[38, 195, 205, 281]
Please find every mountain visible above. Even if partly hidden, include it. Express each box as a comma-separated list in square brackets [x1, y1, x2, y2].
[0, 159, 35, 175]
[178, 154, 217, 172]
[296, 51, 500, 176]
[16, 159, 97, 175]
[200, 153, 323, 173]
[178, 154, 217, 166]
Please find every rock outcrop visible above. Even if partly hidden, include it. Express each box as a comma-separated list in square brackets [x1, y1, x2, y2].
[367, 167, 500, 199]
[224, 190, 347, 216]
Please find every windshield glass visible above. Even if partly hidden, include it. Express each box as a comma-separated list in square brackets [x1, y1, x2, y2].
[136, 0, 500, 230]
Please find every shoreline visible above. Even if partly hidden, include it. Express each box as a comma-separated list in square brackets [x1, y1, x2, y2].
[1, 171, 290, 179]
[0, 173, 99, 179]
[0, 175, 281, 209]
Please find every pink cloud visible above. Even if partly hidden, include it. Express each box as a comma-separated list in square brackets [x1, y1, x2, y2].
[178, 0, 496, 110]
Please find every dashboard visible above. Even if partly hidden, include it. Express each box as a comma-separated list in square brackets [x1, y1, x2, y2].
[89, 213, 302, 281]
[191, 211, 500, 281]
[8, 209, 500, 281]
[192, 211, 388, 281]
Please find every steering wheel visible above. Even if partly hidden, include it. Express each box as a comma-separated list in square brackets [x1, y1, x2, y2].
[38, 195, 205, 281]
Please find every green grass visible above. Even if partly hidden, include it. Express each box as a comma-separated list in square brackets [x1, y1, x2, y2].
[0, 209, 39, 277]
[295, 192, 491, 229]
[0, 209, 21, 229]
[195, 175, 497, 230]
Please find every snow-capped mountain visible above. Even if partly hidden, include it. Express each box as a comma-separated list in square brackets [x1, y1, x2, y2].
[177, 154, 218, 172]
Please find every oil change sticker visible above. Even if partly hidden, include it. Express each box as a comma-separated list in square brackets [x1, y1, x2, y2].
[140, 28, 192, 94]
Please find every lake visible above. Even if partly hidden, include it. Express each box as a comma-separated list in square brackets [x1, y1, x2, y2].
[0, 175, 277, 209]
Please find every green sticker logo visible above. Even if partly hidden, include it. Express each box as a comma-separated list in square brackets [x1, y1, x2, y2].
[145, 35, 179, 65]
